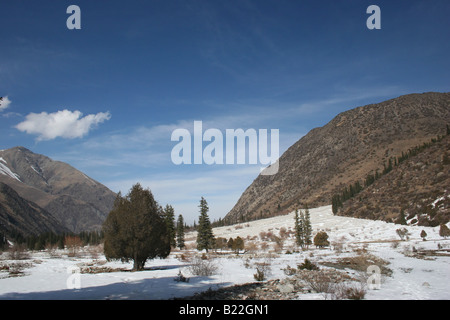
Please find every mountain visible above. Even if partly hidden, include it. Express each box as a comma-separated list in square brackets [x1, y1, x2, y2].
[224, 92, 450, 224]
[337, 133, 450, 226]
[0, 182, 69, 238]
[0, 147, 116, 233]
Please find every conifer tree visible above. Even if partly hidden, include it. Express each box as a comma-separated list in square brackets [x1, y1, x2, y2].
[233, 236, 245, 254]
[303, 204, 312, 248]
[103, 184, 171, 271]
[164, 204, 176, 248]
[0, 232, 8, 251]
[294, 209, 304, 248]
[227, 237, 234, 251]
[176, 214, 185, 249]
[196, 197, 215, 252]
[397, 209, 407, 225]
[295, 205, 312, 249]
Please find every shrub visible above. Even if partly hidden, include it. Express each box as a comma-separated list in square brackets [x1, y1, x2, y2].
[396, 228, 410, 241]
[7, 244, 30, 260]
[253, 258, 272, 281]
[333, 282, 367, 300]
[420, 230, 427, 241]
[253, 268, 265, 281]
[65, 235, 83, 257]
[297, 258, 319, 271]
[174, 270, 189, 283]
[189, 256, 218, 276]
[439, 224, 450, 239]
[314, 231, 330, 248]
[301, 271, 334, 297]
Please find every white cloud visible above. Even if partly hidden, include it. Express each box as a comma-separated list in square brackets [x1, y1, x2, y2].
[0, 96, 11, 111]
[15, 109, 111, 141]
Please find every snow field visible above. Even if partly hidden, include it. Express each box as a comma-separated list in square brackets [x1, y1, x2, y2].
[0, 206, 448, 300]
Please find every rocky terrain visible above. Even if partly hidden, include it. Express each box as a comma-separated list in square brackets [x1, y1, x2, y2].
[224, 92, 450, 224]
[179, 269, 356, 300]
[337, 134, 450, 226]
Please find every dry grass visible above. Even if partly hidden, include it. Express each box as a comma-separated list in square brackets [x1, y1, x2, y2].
[321, 252, 392, 277]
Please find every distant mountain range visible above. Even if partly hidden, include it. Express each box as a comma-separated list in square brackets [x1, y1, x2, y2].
[0, 147, 116, 237]
[224, 92, 450, 224]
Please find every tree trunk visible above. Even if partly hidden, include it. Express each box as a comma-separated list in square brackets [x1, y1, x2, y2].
[133, 259, 144, 271]
[133, 251, 144, 271]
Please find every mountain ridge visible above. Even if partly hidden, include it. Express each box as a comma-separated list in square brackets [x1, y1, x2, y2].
[0, 147, 116, 233]
[224, 92, 450, 224]
[0, 182, 69, 238]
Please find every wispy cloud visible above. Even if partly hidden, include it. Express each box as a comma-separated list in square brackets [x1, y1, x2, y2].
[15, 109, 111, 141]
[106, 165, 261, 224]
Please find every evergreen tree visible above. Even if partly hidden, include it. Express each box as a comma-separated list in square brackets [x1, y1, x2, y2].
[295, 205, 312, 249]
[233, 236, 245, 254]
[103, 184, 171, 271]
[164, 204, 176, 248]
[331, 194, 342, 214]
[196, 197, 215, 252]
[303, 204, 312, 247]
[397, 209, 407, 225]
[0, 232, 8, 251]
[176, 214, 185, 249]
[227, 237, 234, 251]
[294, 209, 304, 248]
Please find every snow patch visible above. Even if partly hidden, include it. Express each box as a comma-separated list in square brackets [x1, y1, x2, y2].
[0, 162, 21, 182]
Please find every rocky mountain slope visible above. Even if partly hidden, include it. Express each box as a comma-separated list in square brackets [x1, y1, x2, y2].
[0, 182, 69, 238]
[224, 92, 450, 224]
[337, 134, 449, 226]
[0, 147, 116, 233]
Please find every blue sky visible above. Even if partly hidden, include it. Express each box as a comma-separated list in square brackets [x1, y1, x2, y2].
[1, 0, 449, 224]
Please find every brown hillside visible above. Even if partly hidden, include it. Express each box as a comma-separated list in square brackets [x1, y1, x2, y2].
[0, 147, 116, 233]
[224, 92, 450, 224]
[337, 134, 450, 226]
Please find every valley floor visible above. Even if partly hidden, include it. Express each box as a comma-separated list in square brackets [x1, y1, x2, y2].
[0, 206, 449, 300]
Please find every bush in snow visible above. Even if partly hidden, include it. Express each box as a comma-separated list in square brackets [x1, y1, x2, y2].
[189, 256, 218, 276]
[314, 231, 330, 248]
[396, 228, 410, 241]
[439, 224, 450, 239]
[297, 258, 319, 271]
[420, 230, 427, 241]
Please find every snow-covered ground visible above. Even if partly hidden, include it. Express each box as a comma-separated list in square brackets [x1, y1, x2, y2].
[0, 206, 448, 300]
